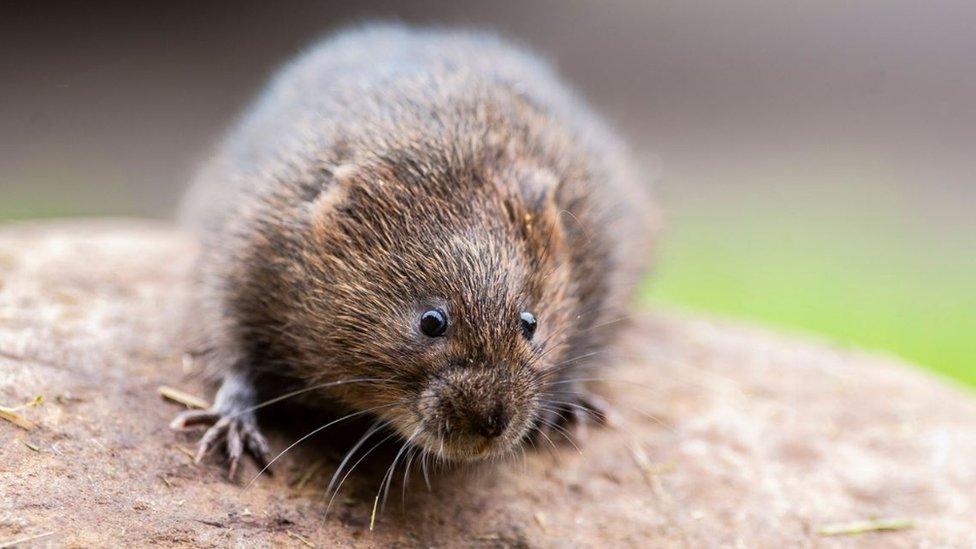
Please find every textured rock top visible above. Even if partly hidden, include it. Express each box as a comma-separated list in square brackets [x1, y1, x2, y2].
[1, 220, 974, 547]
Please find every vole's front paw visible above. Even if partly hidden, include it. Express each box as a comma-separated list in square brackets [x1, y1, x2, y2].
[170, 409, 271, 479]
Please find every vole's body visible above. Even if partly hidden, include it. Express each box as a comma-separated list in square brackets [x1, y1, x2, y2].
[173, 25, 656, 474]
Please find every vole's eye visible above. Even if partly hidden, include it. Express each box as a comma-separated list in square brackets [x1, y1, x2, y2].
[519, 312, 537, 340]
[420, 308, 448, 337]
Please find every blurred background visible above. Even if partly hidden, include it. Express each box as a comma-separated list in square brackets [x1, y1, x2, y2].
[1, 1, 973, 386]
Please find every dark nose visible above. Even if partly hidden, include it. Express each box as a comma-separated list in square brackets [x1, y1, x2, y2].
[473, 407, 510, 439]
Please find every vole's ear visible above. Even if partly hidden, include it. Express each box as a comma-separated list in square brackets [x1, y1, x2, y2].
[308, 163, 358, 238]
[505, 165, 568, 250]
[517, 166, 562, 217]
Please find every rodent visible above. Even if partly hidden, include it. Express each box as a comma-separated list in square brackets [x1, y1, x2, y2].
[170, 24, 657, 478]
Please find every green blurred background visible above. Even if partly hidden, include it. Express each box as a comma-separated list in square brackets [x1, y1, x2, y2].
[2, 1, 973, 387]
[645, 183, 975, 386]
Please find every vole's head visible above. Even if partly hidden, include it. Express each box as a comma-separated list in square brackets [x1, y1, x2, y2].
[296, 154, 581, 461]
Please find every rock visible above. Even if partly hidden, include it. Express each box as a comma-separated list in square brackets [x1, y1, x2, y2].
[1, 220, 974, 547]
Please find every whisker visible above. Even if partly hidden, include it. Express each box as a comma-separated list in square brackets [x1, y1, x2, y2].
[545, 421, 583, 454]
[543, 350, 608, 375]
[538, 399, 600, 421]
[547, 359, 747, 394]
[421, 450, 432, 491]
[544, 388, 677, 434]
[324, 419, 389, 503]
[534, 423, 560, 453]
[533, 405, 582, 453]
[582, 307, 662, 333]
[231, 378, 396, 419]
[523, 431, 539, 454]
[527, 352, 612, 390]
[380, 433, 415, 515]
[400, 446, 418, 507]
[526, 304, 663, 372]
[547, 376, 655, 389]
[529, 320, 580, 362]
[325, 429, 399, 517]
[245, 402, 399, 490]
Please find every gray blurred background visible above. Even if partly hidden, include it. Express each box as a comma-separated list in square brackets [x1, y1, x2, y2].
[1, 1, 973, 384]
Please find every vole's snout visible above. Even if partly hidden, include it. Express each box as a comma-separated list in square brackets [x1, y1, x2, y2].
[419, 370, 527, 459]
[447, 401, 510, 440]
[475, 406, 510, 439]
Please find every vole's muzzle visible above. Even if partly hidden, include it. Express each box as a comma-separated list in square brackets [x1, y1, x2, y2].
[419, 367, 525, 450]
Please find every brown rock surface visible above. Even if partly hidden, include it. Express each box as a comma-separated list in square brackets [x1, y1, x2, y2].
[1, 220, 975, 547]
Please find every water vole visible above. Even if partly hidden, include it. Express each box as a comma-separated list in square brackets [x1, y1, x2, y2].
[171, 24, 657, 477]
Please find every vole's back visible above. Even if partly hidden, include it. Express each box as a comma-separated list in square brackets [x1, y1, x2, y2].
[184, 25, 645, 240]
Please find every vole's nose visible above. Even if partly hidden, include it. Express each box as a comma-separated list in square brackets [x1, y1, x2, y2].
[473, 406, 510, 439]
[427, 370, 516, 442]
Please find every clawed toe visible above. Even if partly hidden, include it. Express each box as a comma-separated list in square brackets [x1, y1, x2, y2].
[194, 416, 231, 463]
[241, 421, 272, 464]
[169, 409, 221, 430]
[170, 410, 271, 479]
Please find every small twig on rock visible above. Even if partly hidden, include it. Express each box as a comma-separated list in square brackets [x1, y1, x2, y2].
[0, 407, 34, 430]
[370, 494, 380, 531]
[816, 518, 915, 536]
[175, 445, 198, 463]
[158, 385, 209, 409]
[0, 531, 57, 548]
[0, 395, 43, 430]
[287, 531, 316, 548]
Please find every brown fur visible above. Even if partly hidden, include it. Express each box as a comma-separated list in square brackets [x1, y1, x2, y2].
[180, 24, 657, 463]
